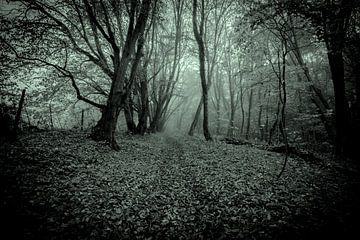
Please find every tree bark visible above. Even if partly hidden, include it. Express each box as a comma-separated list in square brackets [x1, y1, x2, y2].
[90, 0, 152, 149]
[321, 0, 354, 158]
[227, 105, 235, 138]
[148, 101, 164, 133]
[257, 88, 264, 141]
[239, 87, 245, 136]
[227, 73, 236, 138]
[188, 97, 202, 136]
[202, 84, 212, 140]
[192, 0, 212, 141]
[245, 88, 253, 140]
[328, 51, 348, 156]
[81, 109, 84, 130]
[264, 90, 270, 142]
[268, 100, 281, 145]
[137, 73, 149, 135]
[124, 98, 137, 134]
[216, 101, 221, 135]
[322, 1, 353, 157]
[13, 89, 26, 139]
[91, 103, 121, 150]
[49, 103, 54, 129]
[212, 68, 222, 135]
[344, 43, 360, 160]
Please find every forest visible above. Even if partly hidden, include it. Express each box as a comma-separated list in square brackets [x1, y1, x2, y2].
[1, 0, 360, 239]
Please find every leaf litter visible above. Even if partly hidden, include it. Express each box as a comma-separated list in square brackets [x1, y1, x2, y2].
[1, 130, 359, 240]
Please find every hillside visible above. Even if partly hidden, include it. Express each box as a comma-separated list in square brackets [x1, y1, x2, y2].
[1, 130, 359, 240]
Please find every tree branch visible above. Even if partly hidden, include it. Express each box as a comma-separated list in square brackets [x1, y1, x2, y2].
[2, 38, 106, 109]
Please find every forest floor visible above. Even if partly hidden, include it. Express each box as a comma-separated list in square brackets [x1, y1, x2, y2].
[1, 130, 360, 240]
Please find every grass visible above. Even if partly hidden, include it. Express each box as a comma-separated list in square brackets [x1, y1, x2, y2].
[1, 130, 359, 239]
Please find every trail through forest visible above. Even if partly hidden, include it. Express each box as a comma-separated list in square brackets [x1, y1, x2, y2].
[1, 130, 360, 240]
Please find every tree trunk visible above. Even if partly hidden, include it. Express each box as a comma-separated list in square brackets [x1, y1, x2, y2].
[177, 111, 185, 130]
[13, 89, 26, 139]
[212, 68, 222, 136]
[269, 100, 281, 145]
[49, 103, 54, 129]
[136, 76, 149, 135]
[124, 99, 137, 134]
[188, 97, 203, 136]
[148, 110, 160, 132]
[192, 0, 212, 141]
[149, 99, 165, 133]
[89, 0, 152, 150]
[264, 93, 269, 142]
[245, 88, 253, 140]
[302, 68, 335, 142]
[216, 101, 221, 135]
[81, 109, 84, 130]
[322, 0, 354, 158]
[240, 87, 245, 136]
[227, 107, 235, 138]
[328, 51, 348, 156]
[91, 103, 121, 150]
[202, 86, 212, 140]
[257, 88, 264, 141]
[227, 76, 236, 138]
[343, 35, 360, 160]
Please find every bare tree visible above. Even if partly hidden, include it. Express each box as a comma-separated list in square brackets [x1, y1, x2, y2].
[1, 0, 154, 149]
[192, 0, 212, 140]
[148, 0, 185, 133]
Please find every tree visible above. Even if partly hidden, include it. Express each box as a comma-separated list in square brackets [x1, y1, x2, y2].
[148, 0, 185, 133]
[246, 0, 360, 158]
[192, 0, 212, 140]
[85, 0, 152, 149]
[248, 1, 336, 144]
[279, 0, 359, 158]
[211, 66, 226, 135]
[1, 0, 154, 150]
[223, 30, 240, 138]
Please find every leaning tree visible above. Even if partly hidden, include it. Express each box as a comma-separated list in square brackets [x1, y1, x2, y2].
[1, 0, 155, 149]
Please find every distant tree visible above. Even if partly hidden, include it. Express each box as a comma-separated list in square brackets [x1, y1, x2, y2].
[148, 0, 185, 133]
[188, 0, 232, 136]
[211, 66, 226, 135]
